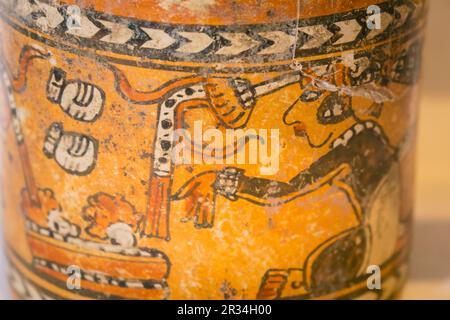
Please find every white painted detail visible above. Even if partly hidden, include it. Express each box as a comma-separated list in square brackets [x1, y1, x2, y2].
[299, 25, 334, 49]
[258, 31, 297, 55]
[15, 0, 33, 18]
[216, 32, 260, 55]
[141, 28, 176, 49]
[177, 32, 214, 53]
[66, 15, 100, 38]
[106, 223, 136, 247]
[98, 20, 134, 44]
[61, 82, 104, 122]
[367, 12, 394, 40]
[43, 123, 97, 175]
[154, 85, 206, 176]
[334, 20, 362, 45]
[34, 1, 65, 31]
[310, 64, 329, 77]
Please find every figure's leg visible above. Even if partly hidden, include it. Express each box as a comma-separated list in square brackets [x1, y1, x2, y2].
[330, 175, 374, 275]
[303, 226, 370, 295]
[256, 226, 371, 299]
[333, 180, 364, 223]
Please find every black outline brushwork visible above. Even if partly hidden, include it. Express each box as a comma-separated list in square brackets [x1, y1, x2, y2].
[6, 244, 171, 300]
[46, 67, 106, 123]
[42, 122, 99, 176]
[0, 0, 426, 72]
[172, 38, 422, 298]
[0, 0, 424, 300]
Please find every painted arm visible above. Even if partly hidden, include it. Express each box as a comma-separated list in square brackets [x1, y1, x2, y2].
[229, 164, 350, 207]
[173, 163, 350, 219]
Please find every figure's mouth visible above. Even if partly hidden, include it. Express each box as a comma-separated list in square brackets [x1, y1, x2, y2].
[294, 124, 333, 148]
[329, 121, 385, 149]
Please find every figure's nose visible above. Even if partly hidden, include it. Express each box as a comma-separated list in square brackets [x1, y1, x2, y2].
[282, 99, 309, 137]
[282, 98, 304, 126]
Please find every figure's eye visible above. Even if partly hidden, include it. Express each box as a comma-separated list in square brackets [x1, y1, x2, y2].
[300, 90, 323, 102]
[316, 93, 353, 125]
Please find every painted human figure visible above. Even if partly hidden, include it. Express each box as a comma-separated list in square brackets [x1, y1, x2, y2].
[173, 42, 421, 296]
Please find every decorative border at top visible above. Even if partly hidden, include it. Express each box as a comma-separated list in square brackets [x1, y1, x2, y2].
[0, 0, 426, 68]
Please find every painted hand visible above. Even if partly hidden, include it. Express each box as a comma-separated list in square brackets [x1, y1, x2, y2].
[172, 171, 218, 228]
[204, 77, 256, 128]
[214, 167, 245, 201]
[173, 168, 245, 228]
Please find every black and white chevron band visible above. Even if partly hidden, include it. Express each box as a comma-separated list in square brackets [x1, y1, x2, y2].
[0, 0, 426, 65]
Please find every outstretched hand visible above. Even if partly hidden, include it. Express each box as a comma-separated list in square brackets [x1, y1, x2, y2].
[172, 168, 244, 228]
[172, 171, 218, 228]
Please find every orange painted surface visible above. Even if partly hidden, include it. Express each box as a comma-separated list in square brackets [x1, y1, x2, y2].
[0, 0, 426, 299]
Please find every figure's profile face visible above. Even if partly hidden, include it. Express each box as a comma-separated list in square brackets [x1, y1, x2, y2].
[283, 64, 353, 151]
[283, 89, 356, 150]
[282, 60, 383, 153]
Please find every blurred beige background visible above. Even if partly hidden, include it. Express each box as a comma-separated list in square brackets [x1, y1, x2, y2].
[402, 0, 450, 300]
